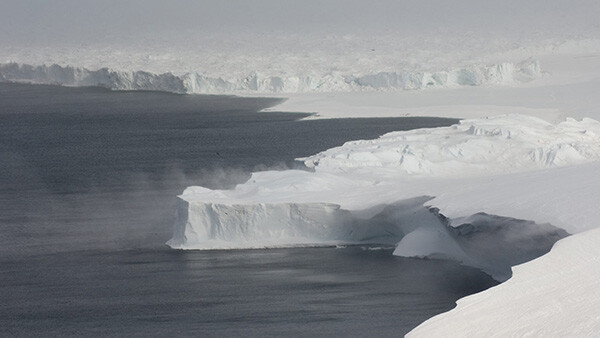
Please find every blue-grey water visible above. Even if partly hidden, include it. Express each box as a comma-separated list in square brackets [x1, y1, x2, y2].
[0, 83, 496, 336]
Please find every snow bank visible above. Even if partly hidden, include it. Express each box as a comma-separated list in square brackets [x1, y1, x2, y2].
[404, 160, 600, 335]
[408, 227, 600, 337]
[0, 59, 540, 94]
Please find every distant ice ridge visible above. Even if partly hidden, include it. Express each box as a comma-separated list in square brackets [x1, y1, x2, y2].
[0, 59, 540, 94]
[168, 115, 599, 280]
[0, 63, 187, 93]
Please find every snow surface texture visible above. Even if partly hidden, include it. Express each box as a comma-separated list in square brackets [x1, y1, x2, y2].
[302, 114, 600, 177]
[408, 228, 600, 337]
[0, 59, 540, 94]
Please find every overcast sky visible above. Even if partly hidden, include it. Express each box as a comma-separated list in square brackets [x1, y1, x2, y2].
[1, 0, 598, 45]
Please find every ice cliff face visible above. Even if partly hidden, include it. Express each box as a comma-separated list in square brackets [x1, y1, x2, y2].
[168, 197, 429, 250]
[169, 193, 564, 281]
[0, 63, 187, 93]
[0, 59, 540, 94]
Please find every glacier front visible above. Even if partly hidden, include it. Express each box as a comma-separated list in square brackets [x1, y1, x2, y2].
[0, 59, 541, 94]
[168, 115, 599, 280]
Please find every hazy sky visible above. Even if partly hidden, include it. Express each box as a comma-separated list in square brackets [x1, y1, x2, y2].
[1, 0, 598, 45]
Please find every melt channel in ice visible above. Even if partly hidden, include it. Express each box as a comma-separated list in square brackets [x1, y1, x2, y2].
[168, 114, 600, 280]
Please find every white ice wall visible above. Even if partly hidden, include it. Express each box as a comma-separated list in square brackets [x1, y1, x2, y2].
[0, 59, 540, 94]
[167, 197, 437, 250]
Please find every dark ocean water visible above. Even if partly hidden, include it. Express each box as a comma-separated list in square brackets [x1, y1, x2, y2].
[0, 83, 497, 336]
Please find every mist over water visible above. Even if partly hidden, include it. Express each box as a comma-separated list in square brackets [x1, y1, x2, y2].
[0, 83, 500, 336]
[0, 83, 459, 256]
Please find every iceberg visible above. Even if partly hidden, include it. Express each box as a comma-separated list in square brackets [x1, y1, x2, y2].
[168, 115, 598, 280]
[168, 197, 427, 250]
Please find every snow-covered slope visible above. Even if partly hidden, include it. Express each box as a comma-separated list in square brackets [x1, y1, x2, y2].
[407, 227, 600, 337]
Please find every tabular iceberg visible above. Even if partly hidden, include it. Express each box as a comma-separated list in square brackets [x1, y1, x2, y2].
[168, 114, 599, 280]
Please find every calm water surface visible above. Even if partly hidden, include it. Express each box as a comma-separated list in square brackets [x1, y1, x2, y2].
[0, 83, 496, 336]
